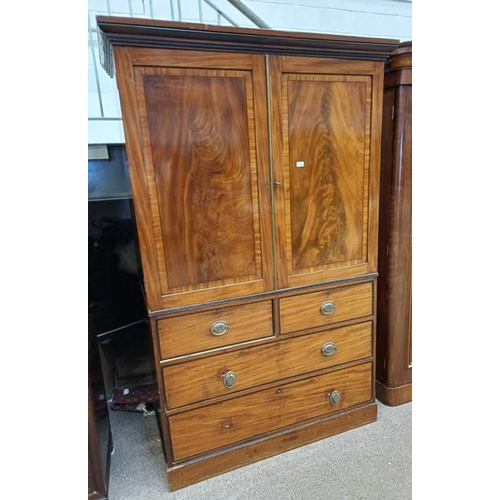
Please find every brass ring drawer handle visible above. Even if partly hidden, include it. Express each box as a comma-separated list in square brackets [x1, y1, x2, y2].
[329, 390, 341, 406]
[210, 320, 229, 336]
[320, 301, 336, 315]
[321, 342, 337, 356]
[222, 371, 237, 389]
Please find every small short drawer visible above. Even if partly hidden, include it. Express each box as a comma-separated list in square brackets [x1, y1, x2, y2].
[163, 322, 372, 409]
[157, 301, 273, 359]
[169, 362, 373, 460]
[279, 282, 373, 334]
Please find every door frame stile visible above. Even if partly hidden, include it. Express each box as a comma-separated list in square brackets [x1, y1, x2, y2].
[265, 54, 279, 291]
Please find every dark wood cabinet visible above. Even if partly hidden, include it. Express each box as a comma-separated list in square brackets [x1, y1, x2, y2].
[376, 42, 412, 406]
[97, 16, 398, 490]
[88, 385, 110, 500]
[88, 320, 112, 499]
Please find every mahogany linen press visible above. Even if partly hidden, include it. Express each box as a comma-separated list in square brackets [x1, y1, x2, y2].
[96, 16, 399, 490]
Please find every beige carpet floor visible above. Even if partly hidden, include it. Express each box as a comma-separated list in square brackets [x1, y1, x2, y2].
[107, 400, 411, 499]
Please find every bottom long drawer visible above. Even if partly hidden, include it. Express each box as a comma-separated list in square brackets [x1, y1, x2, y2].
[169, 362, 372, 461]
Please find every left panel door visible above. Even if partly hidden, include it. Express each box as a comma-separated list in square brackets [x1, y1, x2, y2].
[114, 48, 273, 311]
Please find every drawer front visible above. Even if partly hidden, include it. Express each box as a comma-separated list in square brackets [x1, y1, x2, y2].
[170, 362, 372, 460]
[158, 301, 273, 359]
[164, 322, 372, 408]
[279, 282, 373, 334]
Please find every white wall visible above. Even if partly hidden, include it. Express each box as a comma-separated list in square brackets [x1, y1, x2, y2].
[88, 0, 412, 145]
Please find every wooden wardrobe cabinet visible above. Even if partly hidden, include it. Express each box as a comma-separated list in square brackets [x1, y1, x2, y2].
[376, 42, 412, 406]
[88, 318, 111, 500]
[97, 16, 398, 490]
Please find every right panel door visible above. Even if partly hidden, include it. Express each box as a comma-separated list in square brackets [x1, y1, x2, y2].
[270, 56, 383, 289]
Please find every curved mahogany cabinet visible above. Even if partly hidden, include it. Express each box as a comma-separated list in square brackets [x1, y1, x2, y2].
[376, 42, 412, 406]
[96, 16, 399, 490]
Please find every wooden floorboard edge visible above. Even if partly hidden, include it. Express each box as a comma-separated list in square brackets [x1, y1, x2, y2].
[167, 403, 377, 491]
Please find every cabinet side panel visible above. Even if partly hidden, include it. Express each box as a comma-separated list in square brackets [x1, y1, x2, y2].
[113, 47, 163, 311]
[377, 84, 412, 388]
[376, 87, 395, 384]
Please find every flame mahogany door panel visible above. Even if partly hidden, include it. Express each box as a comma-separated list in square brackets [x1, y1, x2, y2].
[114, 49, 274, 310]
[114, 48, 384, 309]
[269, 56, 383, 290]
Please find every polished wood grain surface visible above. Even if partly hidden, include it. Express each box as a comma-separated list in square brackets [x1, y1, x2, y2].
[163, 322, 372, 408]
[376, 42, 412, 405]
[279, 282, 373, 334]
[165, 359, 371, 417]
[157, 301, 273, 359]
[142, 70, 257, 289]
[127, 47, 258, 69]
[136, 66, 265, 295]
[115, 50, 274, 310]
[270, 56, 383, 289]
[169, 362, 372, 460]
[287, 76, 368, 270]
[168, 404, 377, 490]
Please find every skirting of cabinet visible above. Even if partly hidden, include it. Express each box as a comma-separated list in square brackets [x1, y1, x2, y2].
[376, 380, 412, 406]
[166, 403, 377, 491]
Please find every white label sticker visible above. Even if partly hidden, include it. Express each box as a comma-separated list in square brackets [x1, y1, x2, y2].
[123, 388, 129, 395]
[296, 161, 305, 168]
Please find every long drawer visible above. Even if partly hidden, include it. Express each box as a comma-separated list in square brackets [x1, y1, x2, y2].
[163, 322, 372, 408]
[158, 301, 273, 359]
[279, 282, 373, 334]
[169, 362, 372, 460]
